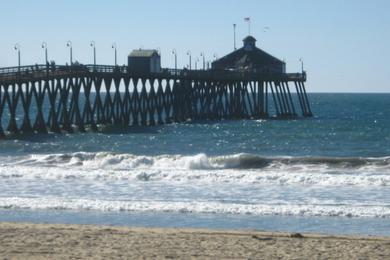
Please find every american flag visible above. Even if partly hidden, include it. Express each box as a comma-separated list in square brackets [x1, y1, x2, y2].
[244, 17, 250, 22]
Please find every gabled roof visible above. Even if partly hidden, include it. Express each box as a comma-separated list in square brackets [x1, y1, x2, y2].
[129, 49, 159, 57]
[212, 46, 284, 68]
[212, 35, 284, 70]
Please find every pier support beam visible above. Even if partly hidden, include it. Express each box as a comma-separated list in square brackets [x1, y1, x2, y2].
[6, 84, 19, 134]
[131, 78, 140, 126]
[269, 82, 281, 117]
[294, 81, 306, 117]
[19, 82, 34, 133]
[299, 81, 313, 117]
[284, 82, 296, 117]
[48, 79, 61, 133]
[0, 85, 4, 138]
[34, 81, 48, 134]
[103, 77, 114, 125]
[276, 82, 288, 117]
[113, 77, 123, 125]
[122, 77, 131, 126]
[59, 78, 73, 133]
[0, 84, 6, 138]
[156, 79, 164, 125]
[83, 77, 97, 131]
[148, 78, 157, 126]
[280, 82, 292, 117]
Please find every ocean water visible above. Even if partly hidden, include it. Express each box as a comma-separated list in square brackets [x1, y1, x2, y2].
[0, 93, 389, 236]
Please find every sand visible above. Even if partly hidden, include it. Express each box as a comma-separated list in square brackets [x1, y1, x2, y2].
[0, 222, 389, 259]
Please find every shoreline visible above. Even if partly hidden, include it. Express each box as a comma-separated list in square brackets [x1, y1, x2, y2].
[0, 222, 389, 259]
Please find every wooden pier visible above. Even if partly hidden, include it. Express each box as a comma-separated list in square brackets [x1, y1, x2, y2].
[0, 64, 312, 137]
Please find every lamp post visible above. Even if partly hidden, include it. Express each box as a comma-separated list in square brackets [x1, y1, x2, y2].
[200, 52, 205, 70]
[211, 54, 218, 70]
[187, 51, 191, 70]
[233, 23, 237, 50]
[41, 42, 48, 64]
[112, 43, 117, 66]
[90, 41, 96, 67]
[299, 58, 304, 73]
[172, 49, 177, 71]
[66, 41, 73, 64]
[195, 58, 199, 70]
[14, 43, 21, 70]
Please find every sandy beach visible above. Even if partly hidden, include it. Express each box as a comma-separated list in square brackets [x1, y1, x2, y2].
[0, 222, 388, 259]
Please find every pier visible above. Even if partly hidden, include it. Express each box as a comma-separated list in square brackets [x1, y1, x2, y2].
[0, 36, 313, 138]
[0, 64, 312, 137]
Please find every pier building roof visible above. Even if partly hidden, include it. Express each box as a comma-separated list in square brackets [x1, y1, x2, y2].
[212, 36, 285, 73]
[129, 49, 159, 57]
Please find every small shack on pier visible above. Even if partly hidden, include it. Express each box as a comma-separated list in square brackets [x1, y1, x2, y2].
[212, 36, 285, 73]
[128, 49, 161, 73]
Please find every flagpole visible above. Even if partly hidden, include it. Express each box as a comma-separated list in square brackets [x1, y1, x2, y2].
[244, 17, 251, 36]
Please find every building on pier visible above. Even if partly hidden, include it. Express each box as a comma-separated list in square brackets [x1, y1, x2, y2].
[212, 36, 286, 73]
[128, 49, 161, 73]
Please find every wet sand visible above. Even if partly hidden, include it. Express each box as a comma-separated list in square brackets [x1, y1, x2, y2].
[0, 222, 389, 259]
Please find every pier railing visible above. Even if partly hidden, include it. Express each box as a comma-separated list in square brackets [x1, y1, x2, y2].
[0, 64, 306, 83]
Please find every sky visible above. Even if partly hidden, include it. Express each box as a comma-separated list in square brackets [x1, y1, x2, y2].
[0, 0, 389, 92]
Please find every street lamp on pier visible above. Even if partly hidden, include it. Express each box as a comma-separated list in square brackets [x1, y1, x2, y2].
[14, 43, 21, 71]
[41, 42, 48, 64]
[172, 49, 177, 71]
[187, 51, 191, 70]
[112, 43, 117, 66]
[90, 41, 96, 67]
[233, 23, 237, 50]
[195, 58, 199, 70]
[299, 58, 304, 73]
[66, 41, 73, 65]
[200, 52, 205, 70]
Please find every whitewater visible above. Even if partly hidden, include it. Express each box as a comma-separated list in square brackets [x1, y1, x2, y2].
[1, 151, 389, 219]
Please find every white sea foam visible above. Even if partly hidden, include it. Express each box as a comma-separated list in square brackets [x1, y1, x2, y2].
[0, 152, 389, 186]
[0, 197, 389, 218]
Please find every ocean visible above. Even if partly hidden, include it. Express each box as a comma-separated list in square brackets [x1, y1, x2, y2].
[0, 93, 389, 236]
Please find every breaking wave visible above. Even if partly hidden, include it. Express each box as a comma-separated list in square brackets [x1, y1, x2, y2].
[0, 152, 389, 186]
[5, 152, 390, 169]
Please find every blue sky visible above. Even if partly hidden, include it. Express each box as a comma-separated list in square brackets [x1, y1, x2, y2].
[0, 0, 389, 92]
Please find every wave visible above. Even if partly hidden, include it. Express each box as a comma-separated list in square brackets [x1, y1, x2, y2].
[5, 152, 390, 169]
[0, 197, 389, 218]
[1, 152, 389, 186]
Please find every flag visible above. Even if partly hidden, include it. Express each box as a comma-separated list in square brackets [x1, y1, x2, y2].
[244, 17, 250, 22]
